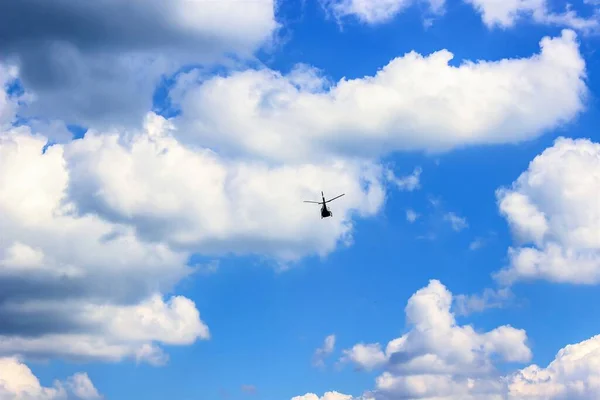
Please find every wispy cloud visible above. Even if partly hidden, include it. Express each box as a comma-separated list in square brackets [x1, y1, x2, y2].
[241, 385, 257, 395]
[312, 334, 336, 367]
[454, 287, 514, 316]
[406, 209, 419, 223]
[192, 260, 220, 275]
[387, 167, 422, 191]
[469, 232, 496, 250]
[444, 212, 468, 232]
[469, 237, 485, 250]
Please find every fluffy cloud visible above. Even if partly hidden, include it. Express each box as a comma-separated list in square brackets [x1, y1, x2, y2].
[0, 357, 101, 400]
[0, 0, 278, 129]
[171, 30, 587, 164]
[295, 283, 600, 400]
[465, 0, 600, 31]
[338, 280, 531, 399]
[63, 113, 386, 263]
[291, 392, 353, 400]
[495, 137, 600, 285]
[0, 118, 383, 362]
[507, 334, 600, 399]
[340, 343, 387, 371]
[297, 332, 600, 399]
[0, 57, 390, 365]
[0, 124, 209, 364]
[321, 0, 445, 24]
[0, 11, 594, 387]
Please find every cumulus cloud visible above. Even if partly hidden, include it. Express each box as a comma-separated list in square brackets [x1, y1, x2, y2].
[465, 0, 600, 32]
[291, 392, 353, 400]
[321, 0, 445, 24]
[171, 30, 587, 164]
[0, 357, 102, 400]
[0, 0, 278, 128]
[63, 113, 386, 263]
[495, 137, 600, 285]
[297, 332, 600, 399]
[295, 283, 600, 400]
[0, 117, 383, 361]
[0, 57, 392, 366]
[337, 280, 531, 399]
[340, 343, 387, 371]
[313, 334, 337, 367]
[0, 124, 210, 364]
[0, 14, 593, 383]
[507, 334, 600, 399]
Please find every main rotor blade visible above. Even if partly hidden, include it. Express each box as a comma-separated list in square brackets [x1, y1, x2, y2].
[325, 193, 345, 203]
[303, 201, 323, 204]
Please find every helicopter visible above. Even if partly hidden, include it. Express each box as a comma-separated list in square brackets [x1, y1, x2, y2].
[304, 191, 345, 219]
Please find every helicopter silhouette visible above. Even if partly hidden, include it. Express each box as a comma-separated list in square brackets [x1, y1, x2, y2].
[304, 191, 345, 219]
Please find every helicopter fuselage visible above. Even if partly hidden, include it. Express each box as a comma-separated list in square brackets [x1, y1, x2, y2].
[304, 191, 344, 219]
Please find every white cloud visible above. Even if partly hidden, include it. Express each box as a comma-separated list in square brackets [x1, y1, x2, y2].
[0, 17, 593, 387]
[0, 357, 101, 400]
[62, 113, 386, 263]
[386, 167, 422, 191]
[339, 280, 531, 396]
[340, 343, 388, 371]
[299, 280, 534, 400]
[297, 332, 600, 399]
[291, 392, 353, 400]
[321, 0, 444, 24]
[465, 0, 600, 32]
[495, 137, 600, 285]
[0, 125, 210, 364]
[406, 209, 419, 223]
[313, 334, 337, 367]
[444, 212, 469, 231]
[0, 118, 382, 360]
[296, 283, 600, 400]
[507, 334, 600, 399]
[1, 0, 278, 129]
[0, 63, 390, 366]
[171, 30, 587, 164]
[62, 373, 102, 400]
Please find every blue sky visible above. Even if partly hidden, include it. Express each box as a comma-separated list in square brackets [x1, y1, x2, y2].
[1, 0, 600, 399]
